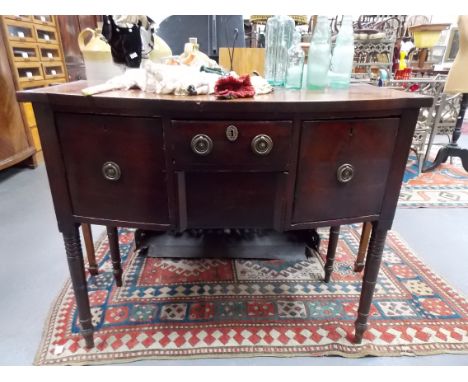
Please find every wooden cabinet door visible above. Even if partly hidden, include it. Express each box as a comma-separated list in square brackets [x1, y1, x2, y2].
[0, 30, 36, 170]
[180, 171, 287, 229]
[293, 118, 399, 223]
[57, 114, 169, 224]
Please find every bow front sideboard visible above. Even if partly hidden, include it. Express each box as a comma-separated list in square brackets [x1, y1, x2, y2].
[18, 82, 432, 348]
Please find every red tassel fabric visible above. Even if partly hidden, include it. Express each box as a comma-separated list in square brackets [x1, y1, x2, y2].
[214, 75, 256, 99]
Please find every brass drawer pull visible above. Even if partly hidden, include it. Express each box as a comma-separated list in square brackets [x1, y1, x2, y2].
[191, 134, 213, 156]
[337, 163, 354, 183]
[102, 162, 121, 181]
[251, 134, 273, 155]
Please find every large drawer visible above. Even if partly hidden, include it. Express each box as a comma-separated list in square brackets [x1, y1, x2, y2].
[170, 120, 293, 170]
[293, 118, 399, 223]
[57, 114, 169, 223]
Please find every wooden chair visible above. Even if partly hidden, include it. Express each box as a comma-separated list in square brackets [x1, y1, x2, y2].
[81, 224, 122, 286]
[324, 222, 372, 282]
[81, 223, 98, 275]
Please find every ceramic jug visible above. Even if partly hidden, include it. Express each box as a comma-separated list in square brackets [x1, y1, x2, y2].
[148, 34, 173, 62]
[78, 28, 125, 81]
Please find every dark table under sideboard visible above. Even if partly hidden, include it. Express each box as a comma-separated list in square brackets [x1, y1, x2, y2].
[18, 82, 432, 348]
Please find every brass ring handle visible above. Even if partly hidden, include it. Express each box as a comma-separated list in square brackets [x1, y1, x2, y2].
[191, 134, 213, 156]
[251, 134, 273, 155]
[337, 163, 354, 183]
[102, 162, 121, 181]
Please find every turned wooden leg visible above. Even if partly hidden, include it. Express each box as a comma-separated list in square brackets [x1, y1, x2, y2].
[324, 226, 340, 283]
[354, 222, 372, 272]
[107, 226, 122, 287]
[63, 227, 94, 348]
[354, 223, 387, 344]
[82, 223, 98, 275]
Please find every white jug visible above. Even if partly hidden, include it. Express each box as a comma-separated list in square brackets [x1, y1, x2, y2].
[78, 28, 125, 81]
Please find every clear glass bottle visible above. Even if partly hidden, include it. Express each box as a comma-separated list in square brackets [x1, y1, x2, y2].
[329, 15, 355, 89]
[285, 32, 305, 89]
[264, 15, 295, 86]
[306, 16, 331, 90]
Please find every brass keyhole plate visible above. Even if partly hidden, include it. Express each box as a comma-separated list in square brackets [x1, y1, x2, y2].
[226, 125, 238, 142]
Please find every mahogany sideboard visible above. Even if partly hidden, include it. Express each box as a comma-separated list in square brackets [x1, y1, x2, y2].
[18, 81, 432, 348]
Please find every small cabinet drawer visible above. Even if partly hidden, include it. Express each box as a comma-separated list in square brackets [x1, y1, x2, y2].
[170, 120, 293, 170]
[19, 80, 48, 90]
[4, 15, 32, 22]
[15, 62, 44, 82]
[38, 44, 62, 61]
[4, 20, 36, 42]
[57, 114, 169, 224]
[32, 15, 55, 26]
[42, 61, 65, 79]
[19, 78, 66, 91]
[34, 24, 58, 44]
[293, 118, 399, 223]
[46, 78, 67, 86]
[10, 42, 40, 62]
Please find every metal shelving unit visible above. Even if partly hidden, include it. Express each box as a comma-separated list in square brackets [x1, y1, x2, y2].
[352, 38, 395, 80]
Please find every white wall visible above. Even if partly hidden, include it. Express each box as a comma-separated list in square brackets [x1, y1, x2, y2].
[429, 15, 459, 26]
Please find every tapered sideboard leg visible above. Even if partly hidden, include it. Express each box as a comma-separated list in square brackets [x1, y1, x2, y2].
[63, 228, 94, 348]
[107, 226, 123, 287]
[324, 226, 340, 283]
[354, 223, 387, 344]
[354, 222, 372, 272]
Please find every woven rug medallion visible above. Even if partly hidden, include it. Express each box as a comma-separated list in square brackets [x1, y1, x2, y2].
[399, 154, 468, 208]
[35, 226, 468, 365]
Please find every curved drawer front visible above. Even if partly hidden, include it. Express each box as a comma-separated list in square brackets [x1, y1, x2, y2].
[170, 120, 293, 170]
[293, 118, 399, 223]
[56, 113, 169, 223]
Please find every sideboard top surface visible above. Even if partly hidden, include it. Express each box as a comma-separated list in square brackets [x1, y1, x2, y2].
[17, 80, 433, 113]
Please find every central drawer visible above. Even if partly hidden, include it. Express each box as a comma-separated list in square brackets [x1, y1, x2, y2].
[170, 120, 293, 170]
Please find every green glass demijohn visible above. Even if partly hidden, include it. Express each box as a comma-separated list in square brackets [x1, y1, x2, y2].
[264, 15, 295, 86]
[285, 31, 305, 89]
[329, 15, 355, 89]
[306, 16, 331, 90]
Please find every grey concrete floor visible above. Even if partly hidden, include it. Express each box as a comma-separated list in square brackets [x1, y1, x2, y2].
[1, 140, 468, 365]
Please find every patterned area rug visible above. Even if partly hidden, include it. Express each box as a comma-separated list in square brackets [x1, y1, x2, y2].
[35, 226, 468, 365]
[399, 154, 468, 208]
